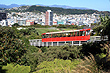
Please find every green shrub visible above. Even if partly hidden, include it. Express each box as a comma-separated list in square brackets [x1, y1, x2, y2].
[12, 23, 19, 27]
[35, 59, 80, 73]
[96, 53, 106, 59]
[35, 45, 82, 64]
[20, 45, 82, 72]
[41, 47, 47, 52]
[2, 63, 31, 73]
[18, 27, 40, 39]
[19, 46, 39, 72]
[81, 42, 105, 56]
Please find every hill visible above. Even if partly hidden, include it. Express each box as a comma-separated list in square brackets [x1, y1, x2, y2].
[49, 5, 89, 10]
[0, 4, 90, 9]
[0, 4, 25, 8]
[5, 5, 110, 15]
[25, 5, 96, 14]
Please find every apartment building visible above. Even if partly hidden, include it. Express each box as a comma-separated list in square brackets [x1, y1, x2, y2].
[45, 10, 53, 26]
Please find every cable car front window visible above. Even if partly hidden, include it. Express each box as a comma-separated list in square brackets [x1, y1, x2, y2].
[86, 30, 90, 36]
[42, 35, 45, 38]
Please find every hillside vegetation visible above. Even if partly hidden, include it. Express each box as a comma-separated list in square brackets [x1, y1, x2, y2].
[6, 5, 110, 15]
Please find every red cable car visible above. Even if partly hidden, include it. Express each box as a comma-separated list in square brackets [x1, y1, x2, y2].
[42, 29, 91, 42]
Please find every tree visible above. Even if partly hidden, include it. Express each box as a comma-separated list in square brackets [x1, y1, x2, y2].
[12, 14, 16, 17]
[19, 46, 39, 72]
[12, 23, 19, 27]
[0, 27, 26, 64]
[93, 16, 110, 64]
[35, 45, 82, 64]
[93, 16, 110, 40]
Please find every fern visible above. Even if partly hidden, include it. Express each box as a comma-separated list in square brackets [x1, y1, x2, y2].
[35, 59, 80, 73]
[2, 63, 31, 73]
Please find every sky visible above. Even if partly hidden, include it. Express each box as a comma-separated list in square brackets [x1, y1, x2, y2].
[0, 0, 110, 11]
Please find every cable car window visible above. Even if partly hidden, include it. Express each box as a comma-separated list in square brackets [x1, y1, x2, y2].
[60, 33, 63, 37]
[46, 34, 49, 38]
[42, 35, 45, 38]
[52, 34, 56, 38]
[56, 34, 59, 37]
[82, 31, 85, 36]
[55, 34, 57, 37]
[86, 30, 90, 36]
[44, 34, 47, 38]
[57, 33, 60, 37]
[63, 33, 66, 37]
[70, 32, 73, 37]
[68, 32, 71, 37]
[80, 31, 83, 36]
[44, 34, 46, 38]
[66, 33, 68, 37]
[49, 34, 51, 38]
[76, 31, 79, 36]
[73, 32, 76, 36]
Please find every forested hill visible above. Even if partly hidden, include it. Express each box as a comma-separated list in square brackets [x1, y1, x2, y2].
[26, 5, 97, 14]
[7, 5, 110, 15]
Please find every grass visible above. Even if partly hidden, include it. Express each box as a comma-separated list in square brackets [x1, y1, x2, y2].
[35, 28, 73, 35]
[63, 28, 76, 31]
[36, 28, 59, 35]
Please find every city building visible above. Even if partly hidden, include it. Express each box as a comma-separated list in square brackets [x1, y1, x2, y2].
[0, 12, 7, 21]
[57, 20, 64, 25]
[45, 10, 53, 26]
[17, 19, 26, 26]
[26, 20, 34, 26]
[5, 11, 100, 27]
[0, 20, 8, 26]
[0, 12, 8, 26]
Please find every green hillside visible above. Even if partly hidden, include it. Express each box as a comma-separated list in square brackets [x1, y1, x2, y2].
[6, 5, 110, 15]
[26, 5, 97, 14]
